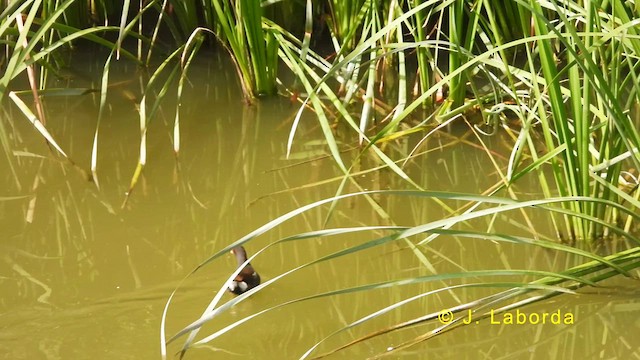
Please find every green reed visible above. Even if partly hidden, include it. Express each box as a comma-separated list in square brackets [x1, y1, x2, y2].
[2, 2, 640, 355]
[206, 0, 278, 100]
[2, 1, 639, 240]
[282, 1, 640, 242]
[327, 0, 367, 51]
[522, 0, 640, 240]
[161, 190, 640, 358]
[407, 0, 432, 110]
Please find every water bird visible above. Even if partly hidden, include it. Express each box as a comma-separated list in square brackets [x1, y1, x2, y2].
[228, 246, 260, 295]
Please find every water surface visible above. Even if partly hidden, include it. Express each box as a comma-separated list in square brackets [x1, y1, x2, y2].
[1, 54, 639, 359]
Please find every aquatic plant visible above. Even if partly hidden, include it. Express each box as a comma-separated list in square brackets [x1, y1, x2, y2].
[2, 1, 640, 357]
[160, 190, 640, 358]
[283, 0, 640, 241]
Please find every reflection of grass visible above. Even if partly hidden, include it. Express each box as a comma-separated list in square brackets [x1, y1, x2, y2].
[4, 2, 639, 240]
[272, 1, 640, 243]
[161, 190, 640, 358]
[311, 249, 640, 358]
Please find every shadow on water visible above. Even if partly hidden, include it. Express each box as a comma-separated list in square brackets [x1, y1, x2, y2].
[1, 54, 640, 359]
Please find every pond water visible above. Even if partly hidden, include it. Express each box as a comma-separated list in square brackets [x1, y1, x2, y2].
[1, 52, 639, 359]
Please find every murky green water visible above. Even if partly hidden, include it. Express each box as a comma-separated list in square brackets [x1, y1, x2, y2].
[1, 54, 639, 359]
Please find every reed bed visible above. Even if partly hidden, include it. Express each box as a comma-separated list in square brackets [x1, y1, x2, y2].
[2, 1, 640, 355]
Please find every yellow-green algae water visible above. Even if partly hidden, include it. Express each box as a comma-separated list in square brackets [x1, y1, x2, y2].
[1, 55, 639, 360]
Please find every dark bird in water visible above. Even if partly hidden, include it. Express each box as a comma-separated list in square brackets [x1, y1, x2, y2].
[228, 246, 260, 295]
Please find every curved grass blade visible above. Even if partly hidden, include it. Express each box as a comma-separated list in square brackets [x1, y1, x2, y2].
[122, 45, 185, 207]
[165, 191, 639, 356]
[189, 266, 594, 350]
[116, 0, 131, 59]
[91, 51, 115, 188]
[381, 256, 640, 357]
[300, 282, 574, 359]
[8, 92, 67, 158]
[317, 249, 640, 358]
[173, 29, 206, 155]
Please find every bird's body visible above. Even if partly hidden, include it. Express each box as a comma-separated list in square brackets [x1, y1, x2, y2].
[228, 246, 260, 295]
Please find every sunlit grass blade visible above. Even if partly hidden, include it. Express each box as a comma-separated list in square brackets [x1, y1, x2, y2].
[115, 0, 130, 59]
[163, 190, 640, 356]
[380, 254, 640, 356]
[122, 45, 185, 206]
[91, 51, 115, 189]
[173, 29, 205, 155]
[302, 282, 575, 359]
[8, 92, 67, 158]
